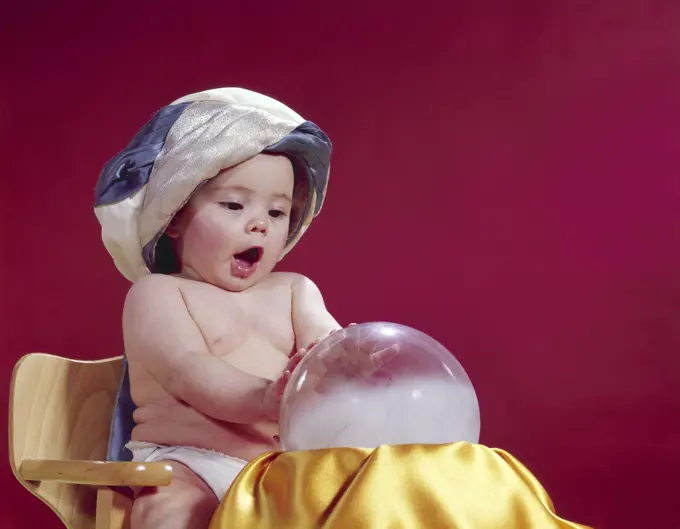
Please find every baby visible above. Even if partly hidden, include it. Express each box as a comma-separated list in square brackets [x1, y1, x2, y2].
[94, 88, 341, 529]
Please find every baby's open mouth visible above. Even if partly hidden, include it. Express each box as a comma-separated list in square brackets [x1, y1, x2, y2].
[231, 246, 263, 279]
[234, 246, 263, 266]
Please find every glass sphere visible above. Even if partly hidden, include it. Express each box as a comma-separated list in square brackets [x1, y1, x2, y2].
[279, 322, 481, 451]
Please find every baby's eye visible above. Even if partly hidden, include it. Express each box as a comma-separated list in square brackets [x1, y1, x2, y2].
[269, 210, 286, 219]
[220, 202, 243, 211]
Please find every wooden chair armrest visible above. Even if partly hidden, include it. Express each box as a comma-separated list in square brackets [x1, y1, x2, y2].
[19, 459, 173, 487]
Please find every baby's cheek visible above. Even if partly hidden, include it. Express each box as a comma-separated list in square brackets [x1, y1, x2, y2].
[194, 217, 236, 256]
[270, 229, 289, 255]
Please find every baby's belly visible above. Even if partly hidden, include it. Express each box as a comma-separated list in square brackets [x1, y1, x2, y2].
[131, 401, 280, 461]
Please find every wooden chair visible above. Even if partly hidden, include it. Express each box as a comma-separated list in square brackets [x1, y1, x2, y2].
[9, 353, 173, 529]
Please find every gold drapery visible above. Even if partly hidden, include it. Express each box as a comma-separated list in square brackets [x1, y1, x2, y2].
[209, 442, 591, 529]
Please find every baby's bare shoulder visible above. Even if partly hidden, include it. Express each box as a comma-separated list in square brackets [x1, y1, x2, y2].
[123, 274, 190, 327]
[268, 271, 311, 288]
[125, 273, 181, 303]
[123, 275, 201, 354]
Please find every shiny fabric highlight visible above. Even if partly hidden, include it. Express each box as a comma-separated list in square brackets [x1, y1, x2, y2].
[209, 442, 591, 529]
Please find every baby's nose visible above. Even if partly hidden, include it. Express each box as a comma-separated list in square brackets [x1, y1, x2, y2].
[248, 218, 268, 234]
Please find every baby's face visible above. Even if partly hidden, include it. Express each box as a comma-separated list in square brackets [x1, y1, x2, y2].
[169, 154, 294, 291]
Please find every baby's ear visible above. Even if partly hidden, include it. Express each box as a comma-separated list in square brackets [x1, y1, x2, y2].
[165, 214, 182, 238]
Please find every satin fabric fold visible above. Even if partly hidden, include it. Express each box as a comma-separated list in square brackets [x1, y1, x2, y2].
[209, 442, 591, 529]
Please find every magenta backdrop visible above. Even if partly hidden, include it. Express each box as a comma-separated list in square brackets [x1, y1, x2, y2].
[2, 2, 679, 528]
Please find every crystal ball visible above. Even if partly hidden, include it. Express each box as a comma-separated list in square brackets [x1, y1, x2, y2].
[279, 322, 481, 451]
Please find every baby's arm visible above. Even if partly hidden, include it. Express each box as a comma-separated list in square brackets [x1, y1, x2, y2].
[123, 274, 272, 423]
[291, 274, 342, 351]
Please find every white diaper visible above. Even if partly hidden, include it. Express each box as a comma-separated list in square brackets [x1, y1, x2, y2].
[126, 441, 247, 500]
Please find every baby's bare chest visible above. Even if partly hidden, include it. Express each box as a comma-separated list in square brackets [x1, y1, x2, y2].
[179, 279, 294, 380]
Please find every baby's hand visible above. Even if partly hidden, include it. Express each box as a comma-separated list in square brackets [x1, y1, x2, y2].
[328, 324, 400, 378]
[263, 351, 306, 421]
[303, 324, 400, 394]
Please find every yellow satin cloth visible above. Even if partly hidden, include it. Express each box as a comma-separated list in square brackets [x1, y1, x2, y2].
[209, 442, 591, 529]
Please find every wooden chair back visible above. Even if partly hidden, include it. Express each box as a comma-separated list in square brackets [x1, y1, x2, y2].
[9, 353, 123, 529]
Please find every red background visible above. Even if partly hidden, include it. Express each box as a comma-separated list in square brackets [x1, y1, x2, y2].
[2, 1, 679, 528]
